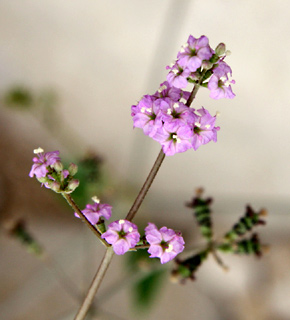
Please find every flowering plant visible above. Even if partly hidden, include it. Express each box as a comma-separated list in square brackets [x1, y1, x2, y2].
[27, 35, 266, 319]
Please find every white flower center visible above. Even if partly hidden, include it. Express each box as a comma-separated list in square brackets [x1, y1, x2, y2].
[165, 244, 173, 253]
[172, 134, 181, 143]
[205, 124, 210, 129]
[92, 196, 100, 203]
[194, 122, 201, 127]
[128, 227, 133, 233]
[34, 147, 44, 154]
[167, 108, 172, 115]
[173, 103, 179, 109]
[119, 219, 125, 225]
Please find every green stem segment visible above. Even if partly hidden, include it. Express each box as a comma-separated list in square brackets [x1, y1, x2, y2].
[74, 247, 114, 320]
[61, 193, 109, 247]
[125, 148, 166, 221]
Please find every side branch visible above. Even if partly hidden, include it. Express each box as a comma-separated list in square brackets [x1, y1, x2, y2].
[125, 148, 165, 221]
[62, 193, 109, 247]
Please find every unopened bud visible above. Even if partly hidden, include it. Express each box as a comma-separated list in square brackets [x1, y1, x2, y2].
[215, 43, 226, 56]
[50, 181, 62, 193]
[52, 161, 63, 172]
[68, 163, 78, 176]
[201, 60, 213, 70]
[65, 179, 79, 193]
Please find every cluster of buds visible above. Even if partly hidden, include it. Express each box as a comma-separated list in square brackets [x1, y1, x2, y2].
[131, 35, 235, 156]
[29, 148, 79, 194]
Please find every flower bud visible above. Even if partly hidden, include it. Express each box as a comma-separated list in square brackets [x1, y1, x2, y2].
[52, 160, 63, 172]
[50, 181, 62, 193]
[215, 43, 226, 56]
[68, 163, 78, 176]
[65, 179, 79, 193]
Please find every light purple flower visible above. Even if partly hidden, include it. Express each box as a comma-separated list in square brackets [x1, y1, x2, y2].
[29, 148, 60, 179]
[153, 81, 190, 102]
[178, 35, 213, 72]
[158, 98, 195, 130]
[145, 223, 185, 264]
[153, 120, 193, 156]
[131, 95, 164, 137]
[192, 108, 220, 150]
[208, 61, 235, 99]
[75, 197, 112, 225]
[166, 60, 191, 89]
[101, 220, 140, 255]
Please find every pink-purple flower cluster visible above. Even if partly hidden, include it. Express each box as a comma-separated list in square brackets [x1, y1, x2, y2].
[131, 35, 235, 156]
[101, 219, 185, 263]
[132, 91, 220, 156]
[166, 35, 235, 99]
[29, 148, 79, 193]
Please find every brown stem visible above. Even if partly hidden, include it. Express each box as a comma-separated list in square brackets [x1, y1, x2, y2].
[74, 247, 114, 320]
[125, 148, 165, 221]
[62, 193, 109, 247]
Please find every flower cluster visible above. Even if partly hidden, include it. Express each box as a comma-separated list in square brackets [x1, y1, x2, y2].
[29, 148, 79, 193]
[131, 35, 235, 156]
[101, 220, 185, 263]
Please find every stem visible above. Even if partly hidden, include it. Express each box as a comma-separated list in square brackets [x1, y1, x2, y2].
[62, 193, 109, 247]
[186, 69, 208, 107]
[74, 247, 114, 320]
[125, 148, 165, 221]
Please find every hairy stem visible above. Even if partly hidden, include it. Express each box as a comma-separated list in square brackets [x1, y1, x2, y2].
[62, 193, 109, 247]
[74, 247, 114, 320]
[125, 148, 165, 221]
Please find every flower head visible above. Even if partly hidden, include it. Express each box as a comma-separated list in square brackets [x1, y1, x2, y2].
[145, 223, 185, 264]
[101, 220, 140, 255]
[191, 108, 220, 150]
[208, 61, 235, 99]
[29, 148, 60, 179]
[178, 35, 213, 72]
[75, 197, 112, 225]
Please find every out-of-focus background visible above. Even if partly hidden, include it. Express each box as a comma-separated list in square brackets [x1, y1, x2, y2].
[1, 1, 290, 319]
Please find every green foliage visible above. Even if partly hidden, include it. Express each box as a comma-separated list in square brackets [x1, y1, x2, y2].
[186, 188, 213, 241]
[3, 86, 34, 109]
[172, 189, 267, 282]
[4, 218, 43, 256]
[126, 248, 167, 313]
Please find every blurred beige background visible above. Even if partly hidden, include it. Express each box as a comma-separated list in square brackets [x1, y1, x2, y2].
[1, 1, 290, 319]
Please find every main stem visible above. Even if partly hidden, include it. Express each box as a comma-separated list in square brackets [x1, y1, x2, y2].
[125, 148, 165, 221]
[71, 80, 202, 319]
[74, 247, 114, 320]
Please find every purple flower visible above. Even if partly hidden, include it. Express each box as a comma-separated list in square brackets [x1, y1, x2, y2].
[153, 81, 190, 102]
[159, 98, 195, 130]
[166, 60, 191, 89]
[131, 95, 164, 137]
[29, 148, 60, 179]
[192, 108, 220, 150]
[101, 220, 140, 255]
[208, 61, 235, 99]
[178, 35, 213, 72]
[145, 223, 185, 264]
[75, 197, 112, 225]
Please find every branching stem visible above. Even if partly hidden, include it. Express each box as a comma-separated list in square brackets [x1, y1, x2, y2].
[61, 193, 109, 247]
